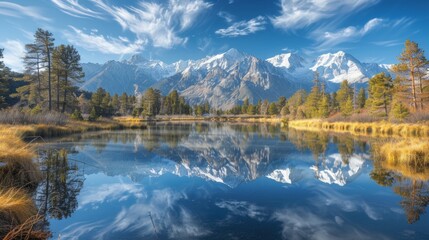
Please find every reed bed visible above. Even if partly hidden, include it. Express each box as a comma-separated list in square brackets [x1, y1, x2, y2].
[374, 140, 429, 166]
[288, 119, 429, 138]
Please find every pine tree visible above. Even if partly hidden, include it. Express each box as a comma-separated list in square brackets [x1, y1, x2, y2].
[342, 96, 354, 116]
[268, 102, 278, 115]
[59, 45, 84, 112]
[318, 95, 330, 118]
[367, 72, 393, 116]
[0, 48, 9, 108]
[280, 105, 289, 117]
[277, 96, 287, 110]
[392, 40, 428, 110]
[34, 28, 55, 111]
[287, 89, 307, 119]
[336, 80, 353, 115]
[142, 88, 161, 116]
[88, 107, 98, 121]
[23, 43, 43, 104]
[260, 100, 269, 115]
[111, 94, 120, 115]
[391, 101, 409, 121]
[120, 93, 129, 115]
[304, 75, 321, 118]
[357, 88, 366, 109]
[247, 104, 256, 115]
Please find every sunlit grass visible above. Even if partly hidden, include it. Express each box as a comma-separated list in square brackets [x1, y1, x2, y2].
[0, 188, 37, 224]
[289, 119, 429, 138]
[375, 140, 429, 166]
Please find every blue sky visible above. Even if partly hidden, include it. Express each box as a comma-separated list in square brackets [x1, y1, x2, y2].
[0, 0, 428, 71]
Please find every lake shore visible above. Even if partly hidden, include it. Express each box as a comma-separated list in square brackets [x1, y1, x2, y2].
[288, 119, 429, 138]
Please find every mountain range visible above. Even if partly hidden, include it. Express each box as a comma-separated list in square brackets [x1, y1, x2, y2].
[81, 49, 391, 109]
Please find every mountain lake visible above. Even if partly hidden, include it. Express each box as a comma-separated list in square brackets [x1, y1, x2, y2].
[35, 122, 429, 240]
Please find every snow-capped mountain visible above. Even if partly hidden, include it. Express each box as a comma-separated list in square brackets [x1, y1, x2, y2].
[309, 51, 390, 84]
[81, 55, 191, 94]
[310, 153, 369, 186]
[81, 49, 392, 108]
[266, 53, 307, 73]
[153, 48, 303, 109]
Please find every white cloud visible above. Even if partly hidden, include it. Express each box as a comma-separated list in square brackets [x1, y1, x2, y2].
[216, 200, 266, 221]
[0, 40, 25, 72]
[372, 40, 402, 47]
[271, 0, 379, 30]
[91, 0, 212, 48]
[392, 17, 415, 29]
[0, 2, 50, 21]
[51, 0, 103, 19]
[64, 26, 145, 54]
[314, 18, 383, 48]
[79, 183, 144, 208]
[215, 16, 266, 37]
[218, 11, 234, 23]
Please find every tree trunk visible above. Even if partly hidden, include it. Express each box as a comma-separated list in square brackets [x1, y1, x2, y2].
[410, 58, 418, 110]
[36, 54, 41, 104]
[56, 71, 60, 111]
[418, 72, 424, 110]
[62, 73, 67, 113]
[47, 47, 52, 111]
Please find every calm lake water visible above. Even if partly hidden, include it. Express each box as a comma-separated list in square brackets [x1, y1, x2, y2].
[37, 123, 429, 240]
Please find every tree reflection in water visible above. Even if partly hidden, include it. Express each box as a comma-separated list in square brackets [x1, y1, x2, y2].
[36, 123, 429, 228]
[371, 158, 429, 224]
[36, 149, 84, 228]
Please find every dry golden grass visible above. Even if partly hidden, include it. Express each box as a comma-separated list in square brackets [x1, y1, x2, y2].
[372, 139, 429, 181]
[289, 119, 429, 138]
[0, 119, 140, 239]
[0, 188, 37, 224]
[2, 214, 50, 240]
[375, 140, 429, 166]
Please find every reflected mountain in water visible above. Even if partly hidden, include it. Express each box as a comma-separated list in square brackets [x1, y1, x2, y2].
[51, 123, 369, 187]
[38, 123, 429, 239]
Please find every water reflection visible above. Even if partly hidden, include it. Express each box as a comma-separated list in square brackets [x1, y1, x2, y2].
[39, 123, 429, 239]
[36, 149, 84, 233]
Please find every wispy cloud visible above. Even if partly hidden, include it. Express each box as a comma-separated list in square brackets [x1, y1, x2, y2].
[313, 18, 384, 48]
[64, 26, 145, 54]
[271, 0, 379, 31]
[91, 0, 212, 48]
[0, 2, 50, 21]
[372, 39, 403, 47]
[0, 40, 25, 72]
[392, 17, 415, 29]
[216, 201, 266, 221]
[51, 0, 103, 19]
[218, 11, 234, 23]
[215, 16, 266, 37]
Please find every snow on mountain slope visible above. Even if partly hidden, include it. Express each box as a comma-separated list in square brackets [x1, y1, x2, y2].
[309, 51, 390, 84]
[81, 49, 392, 108]
[310, 153, 368, 186]
[80, 55, 191, 94]
[153, 48, 302, 109]
[266, 53, 306, 72]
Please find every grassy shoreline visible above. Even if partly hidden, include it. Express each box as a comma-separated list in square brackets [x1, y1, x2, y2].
[288, 119, 429, 138]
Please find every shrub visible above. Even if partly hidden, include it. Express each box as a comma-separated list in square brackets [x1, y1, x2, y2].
[88, 107, 98, 122]
[390, 102, 409, 121]
[0, 108, 68, 125]
[70, 109, 83, 121]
